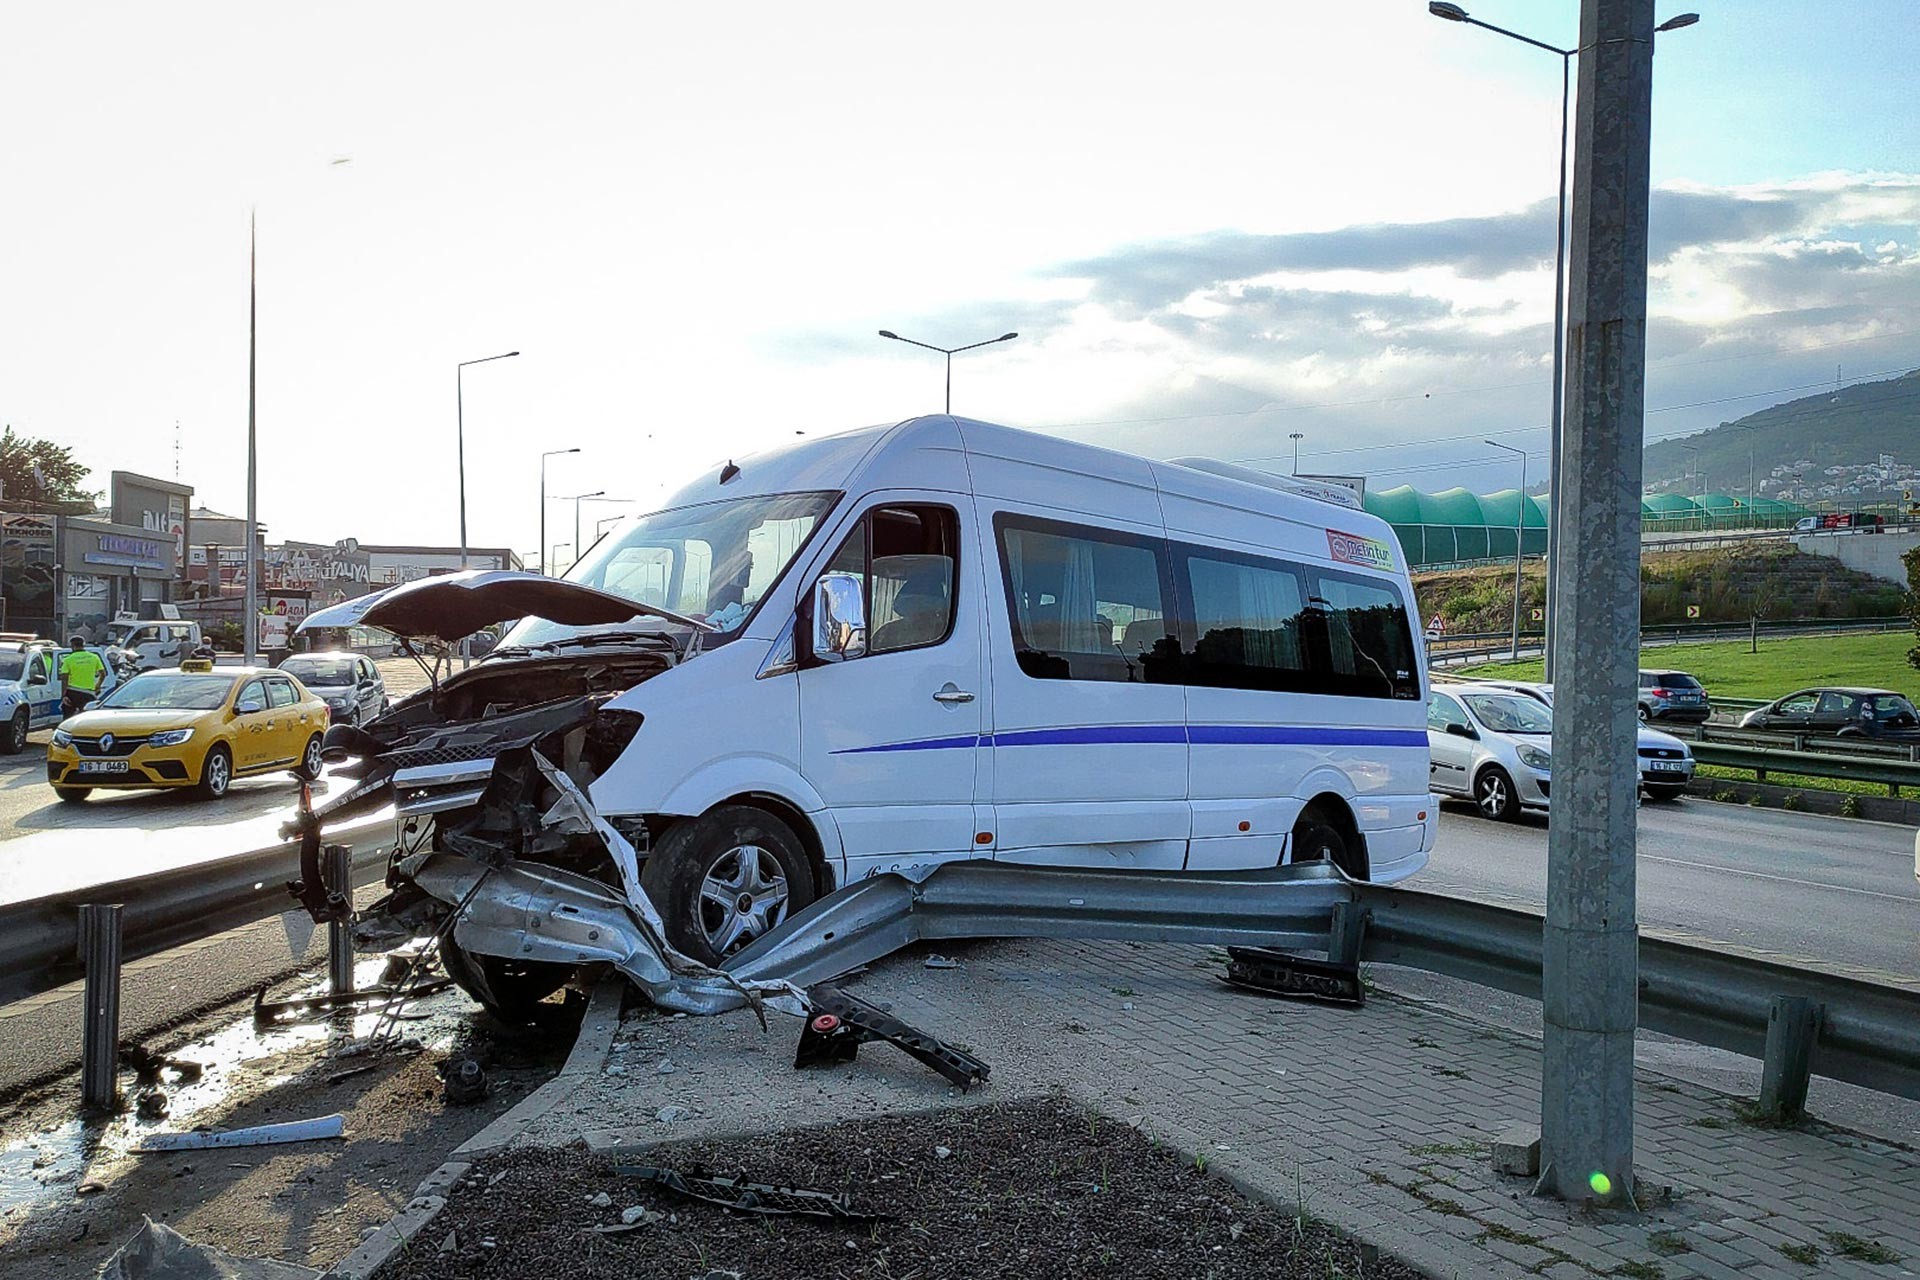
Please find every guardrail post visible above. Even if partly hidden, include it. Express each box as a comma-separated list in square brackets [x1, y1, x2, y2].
[324, 844, 355, 996]
[1756, 996, 1822, 1122]
[1328, 901, 1367, 969]
[79, 903, 123, 1113]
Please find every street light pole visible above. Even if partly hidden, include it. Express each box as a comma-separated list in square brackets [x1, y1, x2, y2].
[1541, 0, 1658, 1207]
[1290, 432, 1305, 475]
[456, 351, 520, 571]
[244, 209, 259, 664]
[1426, 3, 1697, 684]
[539, 447, 580, 575]
[1486, 440, 1528, 661]
[1682, 444, 1699, 496]
[559, 491, 606, 572]
[878, 330, 1019, 414]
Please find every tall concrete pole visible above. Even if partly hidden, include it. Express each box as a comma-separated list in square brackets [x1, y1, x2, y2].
[1540, 0, 1654, 1206]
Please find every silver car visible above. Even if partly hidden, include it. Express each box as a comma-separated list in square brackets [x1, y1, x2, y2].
[1427, 688, 1556, 820]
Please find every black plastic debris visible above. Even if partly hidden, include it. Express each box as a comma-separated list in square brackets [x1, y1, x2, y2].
[443, 1055, 488, 1105]
[124, 1044, 204, 1086]
[794, 984, 990, 1090]
[614, 1164, 892, 1222]
[1222, 945, 1365, 1006]
[134, 1090, 170, 1121]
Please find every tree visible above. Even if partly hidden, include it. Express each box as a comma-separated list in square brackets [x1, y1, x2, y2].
[1905, 544, 1920, 674]
[0, 426, 95, 505]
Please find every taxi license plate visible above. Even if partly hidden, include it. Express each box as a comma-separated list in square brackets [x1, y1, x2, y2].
[76, 760, 130, 774]
[1649, 760, 1686, 772]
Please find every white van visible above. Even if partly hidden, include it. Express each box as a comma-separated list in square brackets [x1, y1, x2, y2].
[309, 417, 1434, 1003]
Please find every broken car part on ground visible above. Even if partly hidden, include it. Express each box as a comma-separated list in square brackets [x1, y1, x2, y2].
[287, 569, 1356, 1029]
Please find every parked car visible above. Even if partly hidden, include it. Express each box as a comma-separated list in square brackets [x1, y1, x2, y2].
[0, 636, 71, 753]
[1638, 669, 1710, 724]
[1739, 687, 1920, 739]
[1433, 678, 1696, 814]
[104, 617, 204, 672]
[278, 651, 386, 725]
[291, 416, 1437, 1012]
[46, 657, 329, 802]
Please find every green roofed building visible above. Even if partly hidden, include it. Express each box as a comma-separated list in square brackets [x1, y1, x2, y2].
[1362, 486, 1812, 568]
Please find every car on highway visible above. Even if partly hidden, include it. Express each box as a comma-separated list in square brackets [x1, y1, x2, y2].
[1638, 668, 1710, 724]
[278, 651, 386, 725]
[1739, 687, 1920, 740]
[1428, 687, 1556, 820]
[45, 658, 329, 802]
[1430, 678, 1695, 818]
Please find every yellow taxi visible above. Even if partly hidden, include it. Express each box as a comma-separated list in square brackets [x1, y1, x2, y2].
[46, 658, 330, 803]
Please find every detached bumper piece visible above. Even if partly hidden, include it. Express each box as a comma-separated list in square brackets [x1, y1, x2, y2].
[615, 1164, 892, 1223]
[1223, 945, 1365, 1007]
[794, 983, 991, 1090]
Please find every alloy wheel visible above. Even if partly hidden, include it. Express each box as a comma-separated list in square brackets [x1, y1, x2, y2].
[1476, 772, 1509, 819]
[697, 844, 791, 956]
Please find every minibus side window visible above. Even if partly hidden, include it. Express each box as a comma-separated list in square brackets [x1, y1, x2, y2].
[1181, 551, 1310, 690]
[994, 515, 1178, 684]
[817, 505, 960, 658]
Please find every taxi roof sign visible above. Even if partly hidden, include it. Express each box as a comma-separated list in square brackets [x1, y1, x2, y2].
[180, 657, 216, 673]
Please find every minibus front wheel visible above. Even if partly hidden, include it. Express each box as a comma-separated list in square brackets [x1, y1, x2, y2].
[642, 804, 819, 966]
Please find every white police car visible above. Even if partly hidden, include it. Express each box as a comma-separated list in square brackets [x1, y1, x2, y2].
[0, 636, 75, 754]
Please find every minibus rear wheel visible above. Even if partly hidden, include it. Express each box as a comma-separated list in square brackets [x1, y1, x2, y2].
[642, 804, 817, 967]
[1290, 803, 1358, 878]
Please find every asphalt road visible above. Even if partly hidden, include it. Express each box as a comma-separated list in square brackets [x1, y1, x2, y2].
[1423, 795, 1920, 988]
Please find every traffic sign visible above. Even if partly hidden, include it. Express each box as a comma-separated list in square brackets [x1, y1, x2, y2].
[1686, 604, 1701, 618]
[1530, 607, 1544, 622]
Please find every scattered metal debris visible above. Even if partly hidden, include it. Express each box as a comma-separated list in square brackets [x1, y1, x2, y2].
[614, 1164, 892, 1222]
[443, 1055, 489, 1105]
[923, 954, 960, 969]
[794, 984, 990, 1090]
[98, 1217, 322, 1279]
[251, 980, 455, 1027]
[323, 1062, 380, 1086]
[133, 1090, 170, 1121]
[1222, 945, 1365, 1006]
[135, 1114, 346, 1153]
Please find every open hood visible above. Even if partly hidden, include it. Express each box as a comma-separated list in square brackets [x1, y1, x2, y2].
[295, 569, 713, 643]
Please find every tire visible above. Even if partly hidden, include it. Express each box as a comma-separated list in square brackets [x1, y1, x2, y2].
[1, 709, 27, 755]
[641, 805, 816, 966]
[1289, 806, 1354, 877]
[293, 734, 324, 782]
[195, 744, 232, 800]
[1474, 767, 1520, 821]
[1636, 705, 1650, 723]
[440, 937, 570, 1022]
[1644, 786, 1685, 802]
[53, 786, 91, 803]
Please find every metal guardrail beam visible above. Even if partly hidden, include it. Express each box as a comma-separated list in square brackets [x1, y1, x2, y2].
[0, 830, 388, 1008]
[1355, 885, 1920, 1105]
[1689, 742, 1920, 790]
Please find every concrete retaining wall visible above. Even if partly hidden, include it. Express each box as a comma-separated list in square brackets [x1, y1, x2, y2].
[1791, 528, 1919, 584]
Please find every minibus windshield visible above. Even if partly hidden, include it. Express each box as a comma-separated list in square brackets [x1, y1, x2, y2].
[503, 491, 836, 649]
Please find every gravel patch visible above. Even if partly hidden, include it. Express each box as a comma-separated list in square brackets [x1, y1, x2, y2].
[381, 1096, 1430, 1278]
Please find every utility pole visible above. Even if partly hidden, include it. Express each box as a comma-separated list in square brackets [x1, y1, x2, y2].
[1540, 0, 1653, 1207]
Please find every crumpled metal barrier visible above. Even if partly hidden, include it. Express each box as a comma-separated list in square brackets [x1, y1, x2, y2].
[426, 845, 1354, 1016]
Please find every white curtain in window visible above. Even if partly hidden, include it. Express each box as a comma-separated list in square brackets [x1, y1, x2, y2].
[1241, 564, 1301, 670]
[1059, 538, 1104, 652]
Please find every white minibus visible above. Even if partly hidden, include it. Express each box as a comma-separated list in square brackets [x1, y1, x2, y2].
[309, 416, 1434, 1010]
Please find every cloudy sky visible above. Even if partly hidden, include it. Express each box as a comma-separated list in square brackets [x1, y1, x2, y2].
[2, 1, 1915, 561]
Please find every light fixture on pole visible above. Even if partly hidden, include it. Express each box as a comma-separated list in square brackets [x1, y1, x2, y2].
[877, 330, 1018, 414]
[539, 447, 580, 576]
[456, 351, 520, 571]
[1485, 440, 1529, 661]
[1289, 432, 1305, 475]
[1426, 3, 1698, 681]
[576, 495, 630, 562]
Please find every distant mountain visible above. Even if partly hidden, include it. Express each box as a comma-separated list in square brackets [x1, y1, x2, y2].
[1643, 368, 1920, 506]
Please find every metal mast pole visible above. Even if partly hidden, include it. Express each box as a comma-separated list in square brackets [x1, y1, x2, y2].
[457, 365, 468, 570]
[1540, 0, 1654, 1206]
[243, 210, 259, 664]
[1544, 51, 1572, 683]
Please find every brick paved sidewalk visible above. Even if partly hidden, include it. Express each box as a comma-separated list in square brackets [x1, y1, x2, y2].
[513, 938, 1920, 1280]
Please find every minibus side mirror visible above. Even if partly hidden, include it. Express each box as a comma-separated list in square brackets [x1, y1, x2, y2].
[1444, 722, 1476, 739]
[811, 573, 868, 662]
